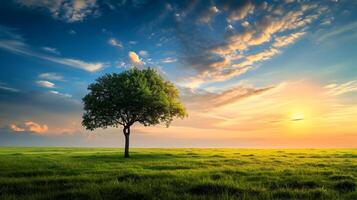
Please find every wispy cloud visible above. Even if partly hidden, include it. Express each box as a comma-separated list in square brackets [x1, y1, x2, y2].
[325, 80, 357, 96]
[0, 27, 106, 72]
[39, 73, 64, 81]
[139, 50, 148, 57]
[42, 46, 60, 55]
[175, 1, 328, 87]
[36, 80, 55, 88]
[197, 6, 219, 24]
[161, 57, 177, 63]
[181, 85, 275, 111]
[0, 82, 19, 92]
[108, 37, 123, 48]
[16, 0, 99, 23]
[318, 22, 357, 42]
[49, 90, 72, 98]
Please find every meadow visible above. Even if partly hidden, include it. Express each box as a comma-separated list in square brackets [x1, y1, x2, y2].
[0, 148, 356, 200]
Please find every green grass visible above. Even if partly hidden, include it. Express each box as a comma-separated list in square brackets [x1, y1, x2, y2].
[0, 148, 356, 199]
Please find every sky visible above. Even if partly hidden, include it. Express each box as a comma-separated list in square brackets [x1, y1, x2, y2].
[0, 0, 356, 148]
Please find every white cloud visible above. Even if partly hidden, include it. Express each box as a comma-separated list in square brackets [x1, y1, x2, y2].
[49, 90, 72, 98]
[108, 37, 123, 48]
[0, 82, 19, 92]
[16, 0, 99, 23]
[0, 39, 105, 72]
[128, 51, 144, 65]
[36, 80, 55, 88]
[318, 22, 357, 42]
[42, 46, 60, 54]
[39, 72, 64, 81]
[161, 57, 177, 63]
[68, 29, 77, 34]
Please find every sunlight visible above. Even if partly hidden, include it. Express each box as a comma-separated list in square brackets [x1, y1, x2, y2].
[291, 112, 304, 122]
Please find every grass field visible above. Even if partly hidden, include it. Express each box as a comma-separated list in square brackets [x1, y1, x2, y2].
[0, 148, 356, 200]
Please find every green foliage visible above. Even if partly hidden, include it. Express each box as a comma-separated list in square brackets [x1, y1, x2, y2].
[82, 68, 187, 130]
[0, 148, 357, 200]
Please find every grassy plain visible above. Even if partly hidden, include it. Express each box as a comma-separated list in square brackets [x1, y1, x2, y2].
[0, 148, 356, 199]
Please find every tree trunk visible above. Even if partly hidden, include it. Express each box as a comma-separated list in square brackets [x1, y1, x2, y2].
[123, 126, 130, 158]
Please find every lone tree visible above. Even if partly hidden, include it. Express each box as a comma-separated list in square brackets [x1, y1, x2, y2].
[82, 68, 187, 157]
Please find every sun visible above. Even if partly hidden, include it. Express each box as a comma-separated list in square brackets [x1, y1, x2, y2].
[291, 112, 304, 121]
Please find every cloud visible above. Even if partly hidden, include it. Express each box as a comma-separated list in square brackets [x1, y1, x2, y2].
[0, 36, 105, 72]
[0, 82, 19, 92]
[116, 60, 126, 68]
[128, 51, 144, 65]
[139, 50, 148, 57]
[68, 29, 77, 35]
[42, 46, 60, 54]
[273, 32, 305, 47]
[36, 80, 55, 88]
[197, 6, 219, 24]
[16, 0, 99, 23]
[174, 1, 327, 86]
[241, 21, 250, 27]
[49, 90, 72, 98]
[39, 72, 64, 81]
[221, 0, 255, 22]
[325, 81, 357, 96]
[160, 57, 177, 63]
[318, 22, 357, 42]
[9, 124, 25, 132]
[181, 85, 275, 111]
[0, 90, 82, 117]
[0, 25, 23, 40]
[9, 121, 48, 134]
[108, 37, 123, 48]
[25, 121, 48, 133]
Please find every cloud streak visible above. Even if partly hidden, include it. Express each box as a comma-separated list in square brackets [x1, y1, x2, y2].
[325, 80, 357, 96]
[36, 80, 55, 88]
[39, 73, 64, 81]
[0, 38, 105, 72]
[16, 0, 99, 23]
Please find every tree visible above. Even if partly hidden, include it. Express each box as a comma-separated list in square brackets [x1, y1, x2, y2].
[82, 68, 187, 157]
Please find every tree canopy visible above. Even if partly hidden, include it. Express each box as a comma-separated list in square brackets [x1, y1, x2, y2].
[82, 68, 187, 157]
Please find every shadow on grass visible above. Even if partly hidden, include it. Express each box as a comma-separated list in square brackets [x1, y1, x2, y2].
[69, 152, 187, 163]
[117, 173, 174, 182]
[188, 182, 260, 197]
[334, 180, 356, 192]
[270, 179, 320, 190]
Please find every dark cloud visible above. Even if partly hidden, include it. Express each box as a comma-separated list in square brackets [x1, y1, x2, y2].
[181, 85, 274, 111]
[169, 0, 329, 86]
[0, 89, 82, 117]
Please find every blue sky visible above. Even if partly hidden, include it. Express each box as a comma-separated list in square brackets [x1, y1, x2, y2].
[0, 0, 357, 147]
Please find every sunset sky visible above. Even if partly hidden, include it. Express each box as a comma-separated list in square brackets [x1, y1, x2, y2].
[0, 0, 356, 147]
